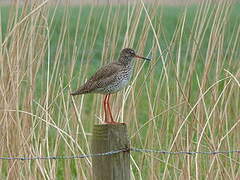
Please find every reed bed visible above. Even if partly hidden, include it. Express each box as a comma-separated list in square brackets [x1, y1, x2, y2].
[0, 0, 240, 179]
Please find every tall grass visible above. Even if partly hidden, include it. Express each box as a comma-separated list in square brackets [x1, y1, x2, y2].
[0, 0, 240, 179]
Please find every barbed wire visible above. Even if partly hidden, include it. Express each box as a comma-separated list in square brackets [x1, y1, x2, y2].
[0, 149, 127, 161]
[0, 147, 239, 161]
[131, 148, 240, 155]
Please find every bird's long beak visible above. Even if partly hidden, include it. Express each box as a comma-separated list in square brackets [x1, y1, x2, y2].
[135, 55, 151, 61]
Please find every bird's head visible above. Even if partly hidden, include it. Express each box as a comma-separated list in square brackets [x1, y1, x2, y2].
[119, 48, 151, 65]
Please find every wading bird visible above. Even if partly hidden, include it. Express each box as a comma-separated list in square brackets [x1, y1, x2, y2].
[71, 48, 151, 124]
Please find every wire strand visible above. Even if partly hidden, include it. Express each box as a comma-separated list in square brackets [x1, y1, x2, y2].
[0, 148, 239, 161]
[131, 148, 240, 155]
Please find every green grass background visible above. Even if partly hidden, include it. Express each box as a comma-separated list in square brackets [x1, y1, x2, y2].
[1, 3, 239, 62]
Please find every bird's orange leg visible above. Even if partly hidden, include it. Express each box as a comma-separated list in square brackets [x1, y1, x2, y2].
[103, 95, 109, 123]
[106, 94, 114, 122]
[106, 94, 120, 124]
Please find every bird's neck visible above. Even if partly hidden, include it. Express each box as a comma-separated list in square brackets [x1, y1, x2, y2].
[119, 56, 133, 66]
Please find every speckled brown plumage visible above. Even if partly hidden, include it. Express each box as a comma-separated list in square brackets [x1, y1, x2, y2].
[70, 62, 129, 95]
[71, 48, 151, 123]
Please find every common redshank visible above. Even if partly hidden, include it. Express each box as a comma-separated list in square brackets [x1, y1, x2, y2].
[71, 48, 151, 124]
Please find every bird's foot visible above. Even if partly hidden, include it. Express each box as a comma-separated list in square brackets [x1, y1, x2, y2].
[104, 121, 125, 124]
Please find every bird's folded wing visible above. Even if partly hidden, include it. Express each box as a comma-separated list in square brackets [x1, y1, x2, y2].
[89, 62, 121, 82]
[86, 62, 122, 89]
[71, 62, 122, 95]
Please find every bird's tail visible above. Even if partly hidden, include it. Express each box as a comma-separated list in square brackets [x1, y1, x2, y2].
[70, 92, 78, 96]
[70, 88, 88, 96]
[70, 90, 83, 96]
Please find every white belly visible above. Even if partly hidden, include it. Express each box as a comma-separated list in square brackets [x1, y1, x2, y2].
[105, 69, 132, 93]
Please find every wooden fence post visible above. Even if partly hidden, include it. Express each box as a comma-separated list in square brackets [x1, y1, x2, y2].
[91, 124, 130, 180]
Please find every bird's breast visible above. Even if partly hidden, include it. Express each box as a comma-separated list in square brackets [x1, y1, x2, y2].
[115, 67, 133, 88]
[102, 67, 133, 94]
